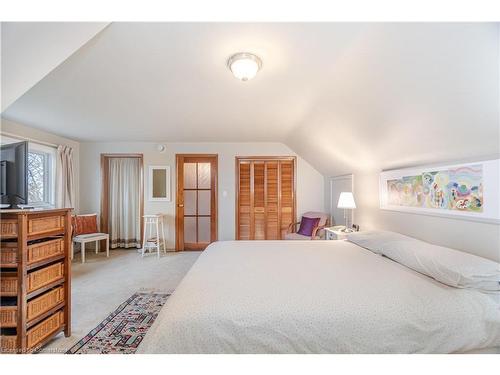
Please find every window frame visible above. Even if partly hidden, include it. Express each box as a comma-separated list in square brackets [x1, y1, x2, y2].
[1, 135, 56, 208]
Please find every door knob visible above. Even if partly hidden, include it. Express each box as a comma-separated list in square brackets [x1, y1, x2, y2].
[178, 204, 184, 207]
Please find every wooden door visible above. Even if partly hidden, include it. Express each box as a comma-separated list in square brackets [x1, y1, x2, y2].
[176, 155, 218, 251]
[236, 157, 296, 240]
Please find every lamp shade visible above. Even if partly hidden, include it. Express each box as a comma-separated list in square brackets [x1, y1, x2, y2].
[337, 192, 356, 209]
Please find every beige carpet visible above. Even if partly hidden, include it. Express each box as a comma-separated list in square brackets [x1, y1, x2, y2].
[42, 249, 201, 353]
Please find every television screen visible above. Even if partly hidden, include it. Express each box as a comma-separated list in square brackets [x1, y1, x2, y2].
[0, 141, 28, 207]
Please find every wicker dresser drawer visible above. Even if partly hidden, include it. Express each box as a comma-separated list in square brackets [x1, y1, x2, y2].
[28, 238, 65, 265]
[28, 216, 65, 237]
[0, 219, 18, 239]
[27, 310, 64, 349]
[0, 273, 18, 296]
[0, 305, 17, 328]
[0, 242, 18, 267]
[27, 263, 64, 293]
[0, 238, 64, 268]
[0, 286, 65, 328]
[0, 330, 17, 353]
[27, 286, 65, 321]
[1, 310, 65, 352]
[1, 309, 65, 352]
[1, 263, 65, 296]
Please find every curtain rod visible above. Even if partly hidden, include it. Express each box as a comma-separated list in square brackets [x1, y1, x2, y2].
[0, 131, 59, 148]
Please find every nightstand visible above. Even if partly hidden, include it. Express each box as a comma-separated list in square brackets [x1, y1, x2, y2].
[325, 226, 352, 240]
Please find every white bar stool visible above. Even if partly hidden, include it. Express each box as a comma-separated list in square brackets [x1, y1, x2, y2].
[141, 214, 167, 258]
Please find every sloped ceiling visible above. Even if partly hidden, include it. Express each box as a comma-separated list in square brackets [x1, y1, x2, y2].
[1, 22, 109, 111]
[2, 23, 499, 176]
[286, 23, 500, 176]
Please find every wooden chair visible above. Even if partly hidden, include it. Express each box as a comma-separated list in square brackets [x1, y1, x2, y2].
[284, 211, 330, 240]
[72, 213, 109, 263]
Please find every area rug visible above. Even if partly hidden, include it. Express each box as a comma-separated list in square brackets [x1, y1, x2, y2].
[66, 292, 170, 354]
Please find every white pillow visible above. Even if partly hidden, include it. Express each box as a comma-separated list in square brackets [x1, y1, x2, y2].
[347, 230, 500, 292]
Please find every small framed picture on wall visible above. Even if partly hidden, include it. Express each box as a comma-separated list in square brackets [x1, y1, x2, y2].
[148, 165, 171, 202]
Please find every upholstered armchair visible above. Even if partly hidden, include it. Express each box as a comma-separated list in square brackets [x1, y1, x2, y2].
[284, 211, 330, 240]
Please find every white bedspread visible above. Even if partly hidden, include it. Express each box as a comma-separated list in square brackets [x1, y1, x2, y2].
[138, 240, 500, 353]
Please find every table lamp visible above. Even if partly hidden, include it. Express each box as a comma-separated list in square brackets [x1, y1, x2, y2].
[337, 192, 356, 232]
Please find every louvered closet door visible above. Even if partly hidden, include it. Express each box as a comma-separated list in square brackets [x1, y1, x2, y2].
[265, 161, 280, 240]
[253, 162, 266, 240]
[279, 160, 295, 238]
[237, 162, 251, 240]
[236, 157, 295, 240]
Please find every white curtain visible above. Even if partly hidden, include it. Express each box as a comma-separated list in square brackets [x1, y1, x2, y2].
[108, 157, 141, 249]
[55, 145, 75, 208]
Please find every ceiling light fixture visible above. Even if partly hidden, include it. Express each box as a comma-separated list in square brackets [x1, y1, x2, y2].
[227, 52, 262, 81]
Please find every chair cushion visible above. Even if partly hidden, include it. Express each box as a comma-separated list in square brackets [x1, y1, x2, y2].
[74, 233, 109, 241]
[284, 232, 313, 240]
[284, 232, 321, 240]
[302, 211, 329, 227]
[297, 216, 320, 236]
[73, 214, 98, 236]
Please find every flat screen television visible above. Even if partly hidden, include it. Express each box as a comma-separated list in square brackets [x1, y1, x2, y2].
[0, 141, 28, 208]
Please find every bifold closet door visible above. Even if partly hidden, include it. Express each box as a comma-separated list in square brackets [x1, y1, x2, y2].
[253, 162, 265, 240]
[236, 157, 295, 240]
[237, 161, 251, 240]
[265, 161, 280, 240]
[279, 160, 295, 238]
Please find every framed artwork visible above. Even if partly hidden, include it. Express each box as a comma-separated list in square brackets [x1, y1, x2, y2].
[379, 159, 500, 223]
[148, 165, 171, 202]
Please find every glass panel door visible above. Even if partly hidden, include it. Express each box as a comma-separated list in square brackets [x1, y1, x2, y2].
[176, 156, 217, 250]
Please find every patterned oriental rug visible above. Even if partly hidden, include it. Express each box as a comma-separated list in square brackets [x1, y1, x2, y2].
[67, 292, 169, 354]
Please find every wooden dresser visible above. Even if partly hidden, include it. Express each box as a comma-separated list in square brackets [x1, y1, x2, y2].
[0, 208, 72, 353]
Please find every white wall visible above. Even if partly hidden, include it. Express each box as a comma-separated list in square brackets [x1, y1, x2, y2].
[358, 168, 500, 262]
[291, 23, 500, 262]
[79, 142, 325, 249]
[324, 162, 500, 262]
[4, 116, 497, 261]
[0, 117, 81, 212]
[1, 22, 108, 111]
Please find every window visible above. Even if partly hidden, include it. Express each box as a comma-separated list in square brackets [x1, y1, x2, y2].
[27, 150, 54, 206]
[1, 135, 56, 207]
[28, 143, 55, 207]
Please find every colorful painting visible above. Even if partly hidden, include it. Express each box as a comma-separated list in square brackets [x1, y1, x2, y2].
[386, 165, 483, 213]
[387, 175, 423, 207]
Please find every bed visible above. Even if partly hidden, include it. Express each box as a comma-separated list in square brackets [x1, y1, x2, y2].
[138, 239, 500, 354]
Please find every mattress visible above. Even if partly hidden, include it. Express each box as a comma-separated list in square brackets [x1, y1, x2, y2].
[138, 240, 500, 353]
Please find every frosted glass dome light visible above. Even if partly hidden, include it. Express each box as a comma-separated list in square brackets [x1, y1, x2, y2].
[227, 52, 262, 81]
